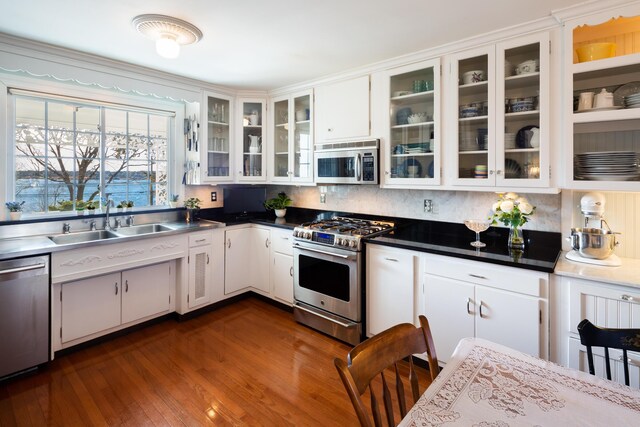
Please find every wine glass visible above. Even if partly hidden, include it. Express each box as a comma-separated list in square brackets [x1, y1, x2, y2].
[464, 219, 491, 248]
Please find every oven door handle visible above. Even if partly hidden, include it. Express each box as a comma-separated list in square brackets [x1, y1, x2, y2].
[294, 303, 354, 328]
[293, 243, 350, 259]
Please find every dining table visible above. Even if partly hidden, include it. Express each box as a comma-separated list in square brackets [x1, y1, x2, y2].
[399, 337, 640, 426]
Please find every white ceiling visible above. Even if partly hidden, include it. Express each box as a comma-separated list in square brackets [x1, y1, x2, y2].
[0, 0, 586, 90]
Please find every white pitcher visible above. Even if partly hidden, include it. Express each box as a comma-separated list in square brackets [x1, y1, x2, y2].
[249, 135, 262, 153]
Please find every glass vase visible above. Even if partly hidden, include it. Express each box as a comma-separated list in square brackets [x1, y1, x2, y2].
[508, 226, 525, 250]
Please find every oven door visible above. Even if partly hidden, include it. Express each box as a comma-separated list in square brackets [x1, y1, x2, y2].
[293, 242, 361, 322]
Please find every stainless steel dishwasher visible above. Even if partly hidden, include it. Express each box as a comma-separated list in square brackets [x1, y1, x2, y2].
[0, 255, 50, 379]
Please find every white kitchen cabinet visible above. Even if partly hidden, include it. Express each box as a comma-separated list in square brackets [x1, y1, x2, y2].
[236, 97, 267, 182]
[224, 226, 254, 294]
[270, 228, 294, 305]
[61, 262, 173, 343]
[187, 231, 214, 309]
[366, 245, 417, 336]
[202, 91, 234, 183]
[315, 75, 370, 142]
[61, 272, 121, 343]
[375, 59, 442, 187]
[563, 8, 640, 191]
[251, 227, 271, 294]
[423, 253, 547, 363]
[269, 90, 314, 184]
[568, 336, 640, 388]
[446, 32, 552, 189]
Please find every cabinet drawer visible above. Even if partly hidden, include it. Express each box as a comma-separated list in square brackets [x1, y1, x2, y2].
[271, 229, 293, 255]
[189, 231, 212, 247]
[424, 253, 546, 297]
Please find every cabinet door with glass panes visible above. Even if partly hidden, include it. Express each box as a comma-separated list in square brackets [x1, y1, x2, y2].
[564, 9, 640, 191]
[202, 92, 233, 182]
[449, 45, 495, 186]
[496, 32, 550, 188]
[383, 59, 441, 186]
[269, 90, 313, 183]
[237, 98, 266, 182]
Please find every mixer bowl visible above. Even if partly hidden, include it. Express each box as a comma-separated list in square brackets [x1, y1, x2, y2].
[569, 227, 619, 259]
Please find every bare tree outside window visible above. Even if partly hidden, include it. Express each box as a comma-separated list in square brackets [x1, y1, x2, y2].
[13, 97, 169, 213]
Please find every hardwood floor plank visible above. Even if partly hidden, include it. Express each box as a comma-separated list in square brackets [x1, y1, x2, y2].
[0, 297, 430, 426]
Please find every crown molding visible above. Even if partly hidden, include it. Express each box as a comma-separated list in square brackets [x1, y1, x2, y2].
[551, 0, 640, 22]
[0, 32, 236, 102]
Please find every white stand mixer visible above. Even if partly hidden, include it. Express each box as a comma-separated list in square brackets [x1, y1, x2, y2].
[565, 192, 622, 267]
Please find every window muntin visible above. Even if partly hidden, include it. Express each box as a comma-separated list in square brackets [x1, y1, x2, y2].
[13, 96, 171, 214]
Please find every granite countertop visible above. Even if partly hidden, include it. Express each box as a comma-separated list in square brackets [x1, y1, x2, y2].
[554, 252, 640, 289]
[367, 220, 561, 273]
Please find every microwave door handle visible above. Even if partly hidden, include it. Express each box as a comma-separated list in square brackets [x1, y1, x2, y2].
[356, 153, 362, 181]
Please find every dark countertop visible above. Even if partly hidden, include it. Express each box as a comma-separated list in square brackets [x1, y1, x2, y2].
[367, 221, 561, 273]
[200, 207, 561, 273]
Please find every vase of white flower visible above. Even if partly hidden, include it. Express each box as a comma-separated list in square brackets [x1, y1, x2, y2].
[490, 192, 535, 251]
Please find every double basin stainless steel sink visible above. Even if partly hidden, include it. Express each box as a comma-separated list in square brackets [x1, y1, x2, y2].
[48, 224, 175, 245]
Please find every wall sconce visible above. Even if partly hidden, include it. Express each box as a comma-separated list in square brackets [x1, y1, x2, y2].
[132, 14, 203, 59]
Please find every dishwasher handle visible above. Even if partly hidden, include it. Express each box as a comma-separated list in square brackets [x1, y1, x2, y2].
[0, 263, 47, 277]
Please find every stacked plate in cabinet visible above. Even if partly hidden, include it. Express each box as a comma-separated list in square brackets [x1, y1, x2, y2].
[623, 92, 640, 108]
[574, 151, 640, 181]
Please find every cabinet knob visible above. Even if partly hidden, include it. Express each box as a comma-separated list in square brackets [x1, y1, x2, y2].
[125, 280, 129, 293]
[621, 294, 636, 302]
[385, 171, 390, 175]
[115, 282, 118, 295]
[496, 170, 502, 175]
[479, 301, 486, 318]
[265, 238, 270, 248]
[328, 128, 333, 132]
[227, 239, 231, 248]
[466, 297, 473, 315]
[290, 266, 293, 277]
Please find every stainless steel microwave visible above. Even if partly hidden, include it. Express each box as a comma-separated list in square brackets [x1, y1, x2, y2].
[314, 139, 379, 184]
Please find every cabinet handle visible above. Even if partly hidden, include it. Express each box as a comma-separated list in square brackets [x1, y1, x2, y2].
[621, 294, 636, 302]
[466, 297, 473, 315]
[125, 280, 129, 292]
[495, 170, 502, 175]
[115, 282, 118, 295]
[265, 238, 270, 248]
[618, 355, 640, 368]
[281, 236, 289, 240]
[290, 266, 293, 277]
[227, 239, 231, 248]
[385, 171, 390, 175]
[469, 273, 487, 280]
[384, 257, 399, 262]
[207, 254, 210, 264]
[195, 239, 206, 243]
[479, 301, 486, 318]
[328, 128, 333, 132]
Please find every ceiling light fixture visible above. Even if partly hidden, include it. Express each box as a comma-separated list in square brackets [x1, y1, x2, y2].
[132, 14, 203, 59]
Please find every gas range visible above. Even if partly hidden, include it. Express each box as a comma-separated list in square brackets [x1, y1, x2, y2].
[292, 216, 395, 251]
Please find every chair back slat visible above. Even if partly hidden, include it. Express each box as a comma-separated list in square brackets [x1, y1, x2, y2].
[578, 319, 640, 387]
[335, 315, 440, 426]
[394, 363, 407, 417]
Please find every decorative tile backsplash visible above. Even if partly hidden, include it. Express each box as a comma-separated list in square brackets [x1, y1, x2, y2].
[268, 186, 561, 233]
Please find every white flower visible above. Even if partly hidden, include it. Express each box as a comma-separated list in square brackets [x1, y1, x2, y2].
[519, 202, 533, 215]
[492, 201, 501, 212]
[515, 197, 528, 206]
[500, 200, 514, 213]
[504, 192, 518, 200]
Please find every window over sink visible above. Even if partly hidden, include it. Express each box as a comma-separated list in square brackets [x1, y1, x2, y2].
[10, 92, 173, 214]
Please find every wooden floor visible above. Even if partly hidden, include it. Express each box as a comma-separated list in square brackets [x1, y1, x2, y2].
[0, 297, 432, 426]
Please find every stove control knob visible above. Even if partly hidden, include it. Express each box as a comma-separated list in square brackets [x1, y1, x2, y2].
[304, 232, 312, 240]
[348, 240, 357, 248]
[293, 230, 299, 237]
[336, 238, 344, 246]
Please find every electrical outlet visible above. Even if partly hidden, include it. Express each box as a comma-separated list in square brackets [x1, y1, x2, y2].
[211, 191, 217, 202]
[424, 199, 433, 213]
[320, 194, 326, 204]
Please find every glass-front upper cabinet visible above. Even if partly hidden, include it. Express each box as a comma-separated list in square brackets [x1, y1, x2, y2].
[380, 59, 441, 186]
[202, 92, 233, 182]
[269, 90, 313, 183]
[449, 32, 550, 188]
[496, 33, 550, 188]
[564, 9, 640, 191]
[237, 98, 266, 182]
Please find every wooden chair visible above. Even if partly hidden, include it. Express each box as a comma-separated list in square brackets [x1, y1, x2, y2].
[334, 315, 439, 427]
[577, 319, 640, 386]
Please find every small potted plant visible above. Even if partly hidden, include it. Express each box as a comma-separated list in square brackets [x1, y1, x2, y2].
[76, 200, 86, 216]
[125, 200, 134, 211]
[264, 192, 292, 218]
[86, 200, 99, 214]
[5, 201, 25, 221]
[184, 197, 202, 223]
[169, 194, 179, 208]
[117, 202, 125, 212]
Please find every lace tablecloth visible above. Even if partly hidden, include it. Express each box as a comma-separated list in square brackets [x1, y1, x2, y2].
[399, 338, 640, 426]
